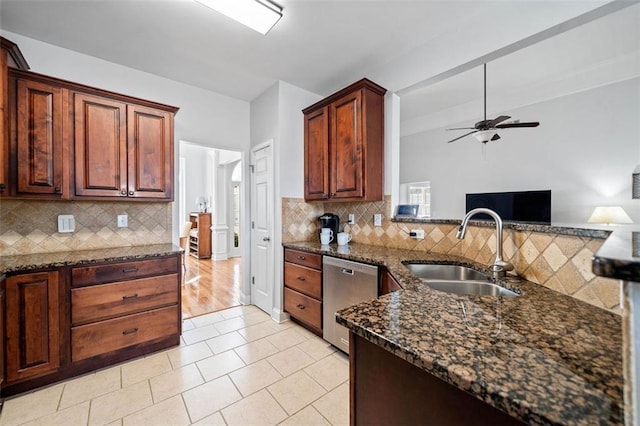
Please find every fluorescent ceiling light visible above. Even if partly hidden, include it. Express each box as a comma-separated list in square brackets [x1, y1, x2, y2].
[196, 0, 283, 35]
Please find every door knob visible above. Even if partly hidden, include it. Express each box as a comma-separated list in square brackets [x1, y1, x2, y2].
[263, 237, 270, 242]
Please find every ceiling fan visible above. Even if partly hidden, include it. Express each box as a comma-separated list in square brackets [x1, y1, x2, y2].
[446, 63, 540, 144]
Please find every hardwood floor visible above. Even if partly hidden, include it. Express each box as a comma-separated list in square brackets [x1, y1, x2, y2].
[181, 255, 242, 319]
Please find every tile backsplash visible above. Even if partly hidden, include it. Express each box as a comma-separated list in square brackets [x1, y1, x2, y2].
[282, 196, 621, 313]
[0, 200, 172, 255]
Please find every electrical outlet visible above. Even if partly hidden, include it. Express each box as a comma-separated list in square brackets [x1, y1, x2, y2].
[410, 229, 425, 240]
[57, 215, 75, 233]
[373, 214, 382, 227]
[117, 214, 128, 228]
[348, 214, 355, 225]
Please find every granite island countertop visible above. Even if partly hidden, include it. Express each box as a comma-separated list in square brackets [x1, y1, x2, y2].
[0, 243, 182, 275]
[592, 230, 640, 282]
[284, 241, 623, 425]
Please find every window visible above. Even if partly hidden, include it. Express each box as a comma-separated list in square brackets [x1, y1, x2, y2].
[401, 181, 431, 218]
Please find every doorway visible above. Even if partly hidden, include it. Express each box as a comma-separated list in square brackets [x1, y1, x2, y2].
[179, 141, 244, 319]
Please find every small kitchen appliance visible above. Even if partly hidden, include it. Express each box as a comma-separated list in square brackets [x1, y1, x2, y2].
[318, 213, 340, 244]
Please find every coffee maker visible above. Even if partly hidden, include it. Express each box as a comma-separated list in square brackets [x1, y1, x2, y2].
[318, 213, 340, 244]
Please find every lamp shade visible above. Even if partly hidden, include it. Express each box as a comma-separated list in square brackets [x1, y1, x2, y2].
[587, 206, 633, 224]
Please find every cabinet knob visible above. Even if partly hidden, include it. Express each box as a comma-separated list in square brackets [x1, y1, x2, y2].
[129, 190, 134, 196]
[296, 304, 305, 310]
[54, 187, 61, 193]
[122, 327, 139, 335]
[296, 276, 306, 281]
[297, 255, 305, 260]
[0, 183, 4, 193]
[263, 237, 270, 242]
[120, 189, 127, 196]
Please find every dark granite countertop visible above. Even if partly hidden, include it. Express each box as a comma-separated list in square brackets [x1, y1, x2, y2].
[284, 241, 623, 425]
[0, 244, 182, 275]
[392, 218, 611, 239]
[593, 230, 640, 282]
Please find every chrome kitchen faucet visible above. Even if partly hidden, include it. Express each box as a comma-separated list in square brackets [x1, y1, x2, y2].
[456, 208, 514, 279]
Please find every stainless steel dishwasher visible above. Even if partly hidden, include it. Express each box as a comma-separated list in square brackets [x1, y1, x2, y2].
[323, 256, 378, 354]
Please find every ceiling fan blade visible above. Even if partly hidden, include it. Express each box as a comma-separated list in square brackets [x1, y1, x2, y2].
[485, 115, 511, 128]
[446, 130, 476, 143]
[446, 127, 476, 131]
[496, 121, 540, 128]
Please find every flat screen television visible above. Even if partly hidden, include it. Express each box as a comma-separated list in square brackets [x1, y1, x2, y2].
[465, 190, 551, 224]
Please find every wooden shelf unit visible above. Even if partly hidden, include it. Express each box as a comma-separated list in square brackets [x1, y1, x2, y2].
[188, 212, 212, 259]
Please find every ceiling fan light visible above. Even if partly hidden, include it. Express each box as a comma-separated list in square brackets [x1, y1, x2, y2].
[473, 130, 498, 143]
[196, 0, 283, 35]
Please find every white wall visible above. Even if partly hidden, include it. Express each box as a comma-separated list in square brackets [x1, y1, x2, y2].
[180, 143, 213, 220]
[400, 77, 640, 224]
[249, 81, 320, 320]
[278, 81, 322, 198]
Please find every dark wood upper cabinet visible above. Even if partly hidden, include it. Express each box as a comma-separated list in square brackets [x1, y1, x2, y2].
[74, 92, 128, 197]
[127, 104, 173, 199]
[1, 37, 29, 197]
[16, 78, 66, 196]
[304, 106, 329, 200]
[4, 67, 178, 201]
[303, 78, 386, 202]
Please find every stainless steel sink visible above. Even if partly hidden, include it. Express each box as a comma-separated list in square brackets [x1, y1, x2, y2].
[405, 263, 489, 281]
[404, 263, 519, 297]
[426, 280, 518, 297]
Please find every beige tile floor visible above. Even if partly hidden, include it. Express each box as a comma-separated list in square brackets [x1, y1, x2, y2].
[0, 305, 349, 426]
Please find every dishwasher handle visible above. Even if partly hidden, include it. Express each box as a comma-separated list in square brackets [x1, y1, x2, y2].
[341, 268, 354, 275]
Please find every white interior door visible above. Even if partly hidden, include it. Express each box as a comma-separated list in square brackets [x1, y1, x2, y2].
[250, 143, 273, 314]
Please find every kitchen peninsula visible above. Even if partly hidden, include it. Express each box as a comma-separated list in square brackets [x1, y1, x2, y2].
[283, 238, 623, 425]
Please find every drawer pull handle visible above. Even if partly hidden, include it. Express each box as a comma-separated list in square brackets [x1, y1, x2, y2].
[122, 328, 139, 335]
[122, 293, 139, 301]
[297, 255, 305, 260]
[123, 267, 139, 273]
[296, 304, 305, 310]
[296, 276, 305, 281]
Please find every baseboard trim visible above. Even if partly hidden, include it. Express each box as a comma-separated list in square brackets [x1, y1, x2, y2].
[271, 308, 290, 323]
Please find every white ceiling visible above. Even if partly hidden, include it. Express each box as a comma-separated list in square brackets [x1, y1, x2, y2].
[1, 0, 636, 136]
[400, 1, 640, 136]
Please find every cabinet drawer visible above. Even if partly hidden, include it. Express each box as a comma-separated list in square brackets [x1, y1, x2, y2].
[72, 256, 179, 287]
[71, 305, 179, 362]
[284, 262, 321, 299]
[284, 288, 321, 331]
[284, 249, 321, 270]
[71, 274, 179, 325]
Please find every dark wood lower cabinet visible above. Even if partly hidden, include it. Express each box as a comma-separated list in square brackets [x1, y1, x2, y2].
[1, 253, 181, 397]
[5, 271, 61, 384]
[350, 333, 524, 426]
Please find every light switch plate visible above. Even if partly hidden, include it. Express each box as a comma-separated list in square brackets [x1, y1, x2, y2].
[57, 215, 75, 233]
[373, 214, 382, 227]
[348, 214, 355, 225]
[117, 214, 128, 228]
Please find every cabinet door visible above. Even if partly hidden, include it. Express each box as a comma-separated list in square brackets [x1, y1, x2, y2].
[5, 271, 60, 383]
[74, 92, 127, 197]
[0, 48, 8, 196]
[1, 277, 5, 389]
[330, 90, 363, 199]
[127, 104, 173, 199]
[304, 106, 330, 200]
[16, 79, 65, 196]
